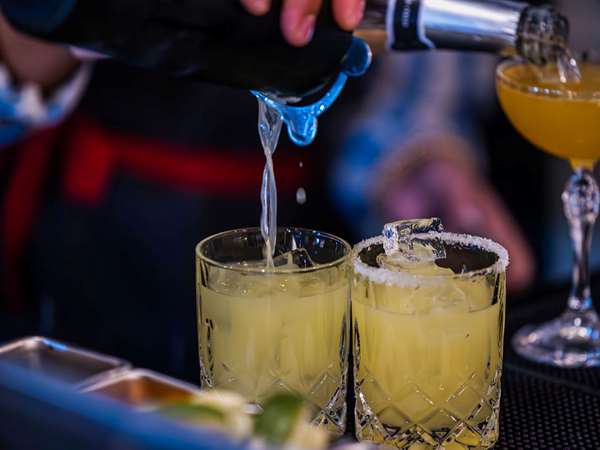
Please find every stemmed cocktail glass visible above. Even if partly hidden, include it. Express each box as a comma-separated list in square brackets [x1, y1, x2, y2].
[497, 54, 600, 367]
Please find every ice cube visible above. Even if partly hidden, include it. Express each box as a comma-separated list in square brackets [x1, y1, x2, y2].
[557, 52, 581, 84]
[382, 218, 445, 263]
[272, 248, 315, 269]
[532, 51, 581, 86]
[431, 283, 468, 313]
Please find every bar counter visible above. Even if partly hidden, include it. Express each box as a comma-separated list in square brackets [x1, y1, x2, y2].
[1, 276, 600, 449]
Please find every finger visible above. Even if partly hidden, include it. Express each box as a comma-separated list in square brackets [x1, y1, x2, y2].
[240, 0, 271, 16]
[281, 0, 320, 46]
[332, 0, 365, 30]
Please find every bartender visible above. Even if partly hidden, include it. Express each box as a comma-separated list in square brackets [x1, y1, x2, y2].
[0, 0, 533, 381]
[0, 0, 364, 380]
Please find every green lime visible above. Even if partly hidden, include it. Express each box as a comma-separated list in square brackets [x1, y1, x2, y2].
[157, 403, 225, 425]
[254, 393, 306, 444]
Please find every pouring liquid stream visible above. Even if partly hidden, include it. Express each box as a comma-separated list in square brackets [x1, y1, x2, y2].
[254, 38, 371, 267]
[527, 44, 590, 169]
[257, 99, 283, 268]
[557, 48, 581, 84]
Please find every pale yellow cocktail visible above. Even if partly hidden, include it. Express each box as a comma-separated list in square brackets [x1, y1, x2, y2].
[196, 228, 351, 435]
[352, 233, 507, 449]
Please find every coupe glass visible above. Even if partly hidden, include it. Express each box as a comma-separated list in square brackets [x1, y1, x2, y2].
[497, 55, 600, 367]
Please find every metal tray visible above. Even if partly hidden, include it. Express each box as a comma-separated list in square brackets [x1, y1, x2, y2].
[0, 336, 130, 388]
[83, 369, 200, 411]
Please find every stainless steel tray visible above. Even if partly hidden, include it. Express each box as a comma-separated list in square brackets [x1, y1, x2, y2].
[83, 369, 200, 411]
[0, 336, 130, 388]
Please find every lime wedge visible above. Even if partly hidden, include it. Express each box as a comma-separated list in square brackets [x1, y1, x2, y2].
[254, 393, 305, 444]
[157, 403, 225, 425]
[158, 390, 253, 438]
[286, 420, 329, 450]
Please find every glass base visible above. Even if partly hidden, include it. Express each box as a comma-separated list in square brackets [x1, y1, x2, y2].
[513, 309, 600, 367]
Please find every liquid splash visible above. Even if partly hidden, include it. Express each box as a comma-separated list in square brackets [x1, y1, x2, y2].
[532, 45, 582, 86]
[557, 47, 581, 84]
[296, 187, 307, 205]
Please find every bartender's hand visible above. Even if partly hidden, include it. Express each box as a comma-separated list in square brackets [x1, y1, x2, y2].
[0, 14, 78, 88]
[380, 157, 536, 294]
[241, 0, 365, 46]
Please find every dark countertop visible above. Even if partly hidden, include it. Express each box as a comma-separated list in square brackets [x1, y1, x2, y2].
[497, 278, 600, 448]
[2, 276, 600, 448]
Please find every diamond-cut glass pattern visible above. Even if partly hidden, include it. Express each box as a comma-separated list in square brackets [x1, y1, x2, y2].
[198, 256, 351, 436]
[352, 265, 506, 449]
[356, 365, 502, 448]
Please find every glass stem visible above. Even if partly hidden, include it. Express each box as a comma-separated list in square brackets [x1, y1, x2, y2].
[562, 168, 600, 314]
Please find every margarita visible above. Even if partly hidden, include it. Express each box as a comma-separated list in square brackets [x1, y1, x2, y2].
[352, 233, 507, 448]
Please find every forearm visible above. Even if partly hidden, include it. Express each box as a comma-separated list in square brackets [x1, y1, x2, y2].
[0, 12, 91, 147]
[0, 13, 79, 88]
[330, 52, 495, 236]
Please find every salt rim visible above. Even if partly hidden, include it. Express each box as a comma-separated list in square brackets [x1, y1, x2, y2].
[353, 232, 509, 287]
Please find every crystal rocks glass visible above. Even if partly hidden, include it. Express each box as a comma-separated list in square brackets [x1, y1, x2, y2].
[352, 231, 508, 448]
[196, 227, 351, 435]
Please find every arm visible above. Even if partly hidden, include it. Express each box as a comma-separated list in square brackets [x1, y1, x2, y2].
[0, 13, 78, 88]
[331, 52, 535, 292]
[331, 52, 489, 234]
[0, 14, 91, 146]
[0, 0, 363, 95]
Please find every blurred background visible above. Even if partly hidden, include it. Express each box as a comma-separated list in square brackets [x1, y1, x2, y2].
[0, 0, 599, 383]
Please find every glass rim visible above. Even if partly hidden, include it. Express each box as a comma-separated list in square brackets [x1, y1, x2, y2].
[496, 58, 599, 100]
[353, 232, 509, 287]
[196, 227, 352, 274]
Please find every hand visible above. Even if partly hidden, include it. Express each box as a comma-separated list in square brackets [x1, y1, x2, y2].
[240, 0, 365, 46]
[0, 14, 78, 88]
[380, 158, 536, 293]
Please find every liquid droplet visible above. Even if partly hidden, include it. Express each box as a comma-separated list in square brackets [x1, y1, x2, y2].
[296, 187, 307, 205]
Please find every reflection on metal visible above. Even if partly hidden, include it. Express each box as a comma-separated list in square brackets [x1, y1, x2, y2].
[83, 369, 200, 410]
[0, 336, 130, 388]
[359, 0, 567, 60]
